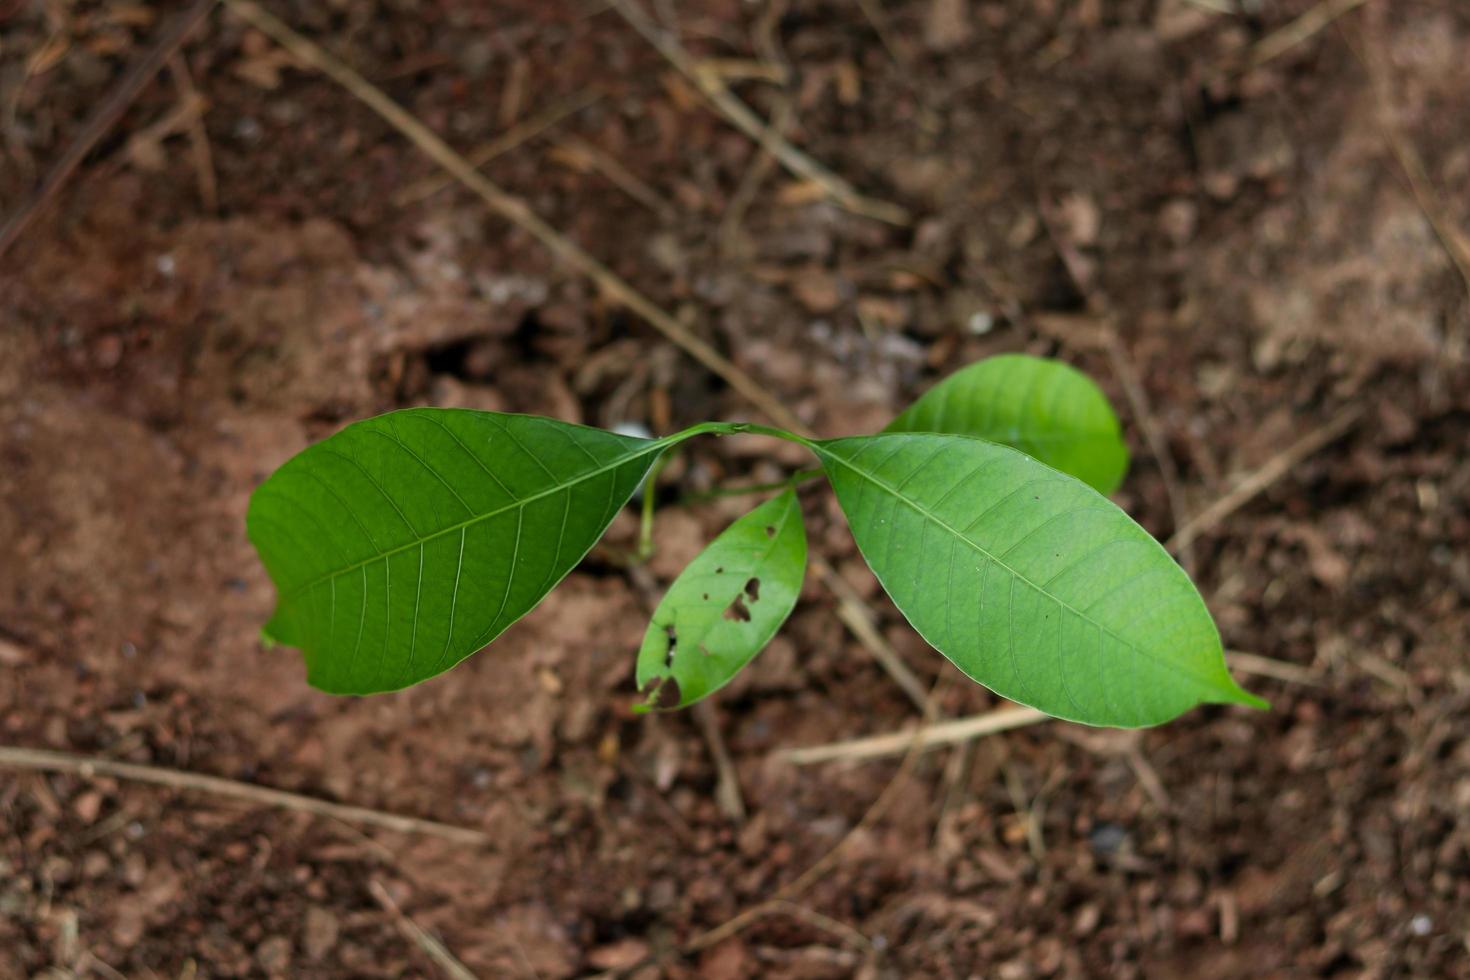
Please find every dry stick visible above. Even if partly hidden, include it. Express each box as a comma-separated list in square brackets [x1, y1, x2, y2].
[1227, 650, 1320, 688]
[779, 706, 1047, 766]
[393, 87, 604, 206]
[1248, 0, 1373, 69]
[224, 0, 804, 437]
[168, 50, 218, 213]
[0, 745, 491, 845]
[1100, 332, 1197, 578]
[0, 0, 215, 260]
[1166, 405, 1362, 554]
[1034, 204, 1199, 577]
[718, 95, 793, 257]
[607, 0, 909, 227]
[679, 727, 927, 959]
[755, 900, 874, 952]
[782, 649, 1318, 768]
[852, 0, 909, 70]
[815, 559, 931, 715]
[369, 880, 481, 980]
[1345, 22, 1470, 315]
[552, 134, 676, 219]
[694, 700, 747, 822]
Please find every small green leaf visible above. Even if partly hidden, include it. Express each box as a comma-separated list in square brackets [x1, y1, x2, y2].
[247, 408, 668, 694]
[815, 432, 1265, 727]
[886, 354, 1130, 494]
[636, 489, 807, 710]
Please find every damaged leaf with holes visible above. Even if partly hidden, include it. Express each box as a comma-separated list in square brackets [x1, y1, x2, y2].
[635, 489, 806, 710]
[246, 355, 1267, 729]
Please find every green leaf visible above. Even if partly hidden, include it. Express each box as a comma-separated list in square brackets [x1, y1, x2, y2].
[636, 489, 807, 710]
[886, 354, 1130, 494]
[814, 432, 1266, 727]
[247, 408, 668, 694]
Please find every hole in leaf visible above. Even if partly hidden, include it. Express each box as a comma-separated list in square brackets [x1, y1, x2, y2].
[650, 676, 682, 709]
[765, 525, 776, 538]
[702, 593, 709, 601]
[715, 566, 724, 574]
[744, 577, 761, 602]
[662, 624, 677, 667]
[723, 594, 752, 622]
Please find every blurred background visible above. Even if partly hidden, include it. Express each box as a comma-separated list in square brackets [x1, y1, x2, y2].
[1, 0, 1467, 976]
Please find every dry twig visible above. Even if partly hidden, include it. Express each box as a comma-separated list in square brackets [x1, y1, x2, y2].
[222, 0, 804, 436]
[393, 88, 604, 206]
[168, 51, 218, 212]
[1249, 0, 1373, 69]
[0, 0, 215, 259]
[551, 134, 676, 219]
[1033, 206, 1199, 576]
[1166, 405, 1362, 554]
[0, 745, 490, 845]
[1343, 20, 1470, 322]
[1227, 650, 1320, 687]
[369, 880, 481, 980]
[694, 701, 747, 822]
[777, 705, 1047, 766]
[813, 557, 932, 716]
[608, 0, 908, 226]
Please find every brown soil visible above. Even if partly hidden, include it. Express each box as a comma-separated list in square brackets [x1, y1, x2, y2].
[2, 1, 1468, 977]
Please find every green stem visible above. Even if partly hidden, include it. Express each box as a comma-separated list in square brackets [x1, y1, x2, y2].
[638, 449, 674, 562]
[643, 421, 820, 555]
[680, 468, 823, 504]
[664, 420, 816, 449]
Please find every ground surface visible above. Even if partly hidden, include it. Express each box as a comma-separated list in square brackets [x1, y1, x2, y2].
[2, 0, 1469, 977]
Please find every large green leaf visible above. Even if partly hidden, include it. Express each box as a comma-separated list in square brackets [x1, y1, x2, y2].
[636, 489, 806, 710]
[886, 354, 1129, 494]
[247, 408, 667, 694]
[814, 432, 1265, 727]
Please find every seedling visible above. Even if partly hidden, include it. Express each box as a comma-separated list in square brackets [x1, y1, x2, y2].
[247, 354, 1265, 728]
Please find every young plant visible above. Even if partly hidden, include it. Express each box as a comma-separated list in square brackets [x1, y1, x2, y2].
[247, 354, 1265, 728]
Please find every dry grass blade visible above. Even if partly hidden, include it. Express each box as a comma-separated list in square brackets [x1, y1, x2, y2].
[1099, 329, 1199, 578]
[778, 705, 1048, 766]
[551, 134, 675, 219]
[168, 51, 218, 212]
[1227, 650, 1320, 687]
[1344, 22, 1470, 319]
[0, 745, 491, 845]
[813, 556, 932, 716]
[393, 88, 603, 206]
[0, 0, 215, 260]
[1249, 0, 1373, 69]
[607, 0, 908, 226]
[221, 0, 805, 436]
[1167, 405, 1362, 553]
[1032, 203, 1198, 575]
[369, 880, 481, 980]
[694, 701, 747, 822]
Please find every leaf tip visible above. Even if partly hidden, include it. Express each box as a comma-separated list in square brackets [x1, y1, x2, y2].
[1233, 688, 1272, 712]
[1214, 680, 1270, 712]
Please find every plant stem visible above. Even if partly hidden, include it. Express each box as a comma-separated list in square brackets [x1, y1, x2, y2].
[664, 420, 816, 448]
[638, 449, 674, 561]
[681, 468, 823, 504]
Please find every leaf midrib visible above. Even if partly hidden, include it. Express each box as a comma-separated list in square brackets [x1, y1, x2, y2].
[818, 443, 1224, 695]
[898, 425, 1118, 446]
[276, 436, 669, 600]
